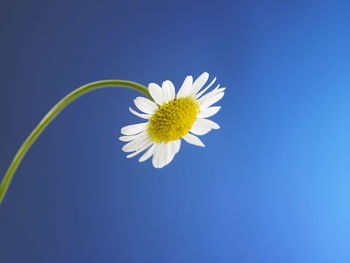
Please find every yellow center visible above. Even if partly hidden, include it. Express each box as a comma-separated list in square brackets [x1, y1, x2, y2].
[147, 97, 200, 143]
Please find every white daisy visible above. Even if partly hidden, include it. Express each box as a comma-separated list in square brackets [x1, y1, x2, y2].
[119, 72, 225, 168]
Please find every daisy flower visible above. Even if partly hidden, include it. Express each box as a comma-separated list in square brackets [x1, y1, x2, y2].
[119, 72, 225, 168]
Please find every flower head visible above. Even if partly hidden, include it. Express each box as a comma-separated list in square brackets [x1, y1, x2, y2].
[119, 72, 225, 168]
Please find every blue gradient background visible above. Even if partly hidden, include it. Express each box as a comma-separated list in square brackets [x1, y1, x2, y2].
[1, 0, 349, 262]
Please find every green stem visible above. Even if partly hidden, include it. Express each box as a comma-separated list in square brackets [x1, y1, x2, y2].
[0, 80, 150, 205]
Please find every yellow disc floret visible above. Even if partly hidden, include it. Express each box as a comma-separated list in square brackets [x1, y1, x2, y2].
[147, 97, 200, 143]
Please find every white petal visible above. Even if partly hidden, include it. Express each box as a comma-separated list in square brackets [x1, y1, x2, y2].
[129, 107, 150, 119]
[121, 123, 148, 135]
[197, 85, 222, 104]
[177, 75, 193, 98]
[134, 97, 158, 114]
[190, 119, 220, 135]
[160, 143, 171, 168]
[148, 83, 165, 105]
[161, 140, 181, 164]
[152, 143, 165, 168]
[195, 118, 220, 129]
[162, 80, 175, 103]
[163, 142, 176, 167]
[153, 143, 172, 168]
[139, 144, 155, 162]
[151, 144, 160, 168]
[183, 133, 205, 147]
[174, 139, 181, 154]
[127, 142, 152, 158]
[191, 72, 209, 96]
[195, 78, 217, 99]
[122, 135, 150, 152]
[190, 123, 211, 135]
[215, 87, 226, 93]
[199, 92, 224, 109]
[119, 133, 144, 142]
[197, 106, 221, 118]
[122, 138, 142, 153]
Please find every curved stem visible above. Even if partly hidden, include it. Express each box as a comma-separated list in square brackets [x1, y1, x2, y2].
[0, 80, 150, 205]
